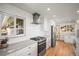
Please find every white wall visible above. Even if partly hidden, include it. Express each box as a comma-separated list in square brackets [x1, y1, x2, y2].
[0, 4, 44, 44]
[42, 17, 56, 48]
[49, 18, 76, 44]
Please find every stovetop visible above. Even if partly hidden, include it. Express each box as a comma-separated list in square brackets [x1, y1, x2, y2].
[30, 36, 46, 42]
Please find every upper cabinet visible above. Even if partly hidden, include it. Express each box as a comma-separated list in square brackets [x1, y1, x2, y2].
[0, 12, 25, 37]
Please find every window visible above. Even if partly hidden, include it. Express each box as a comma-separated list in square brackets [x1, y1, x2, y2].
[16, 18, 24, 35]
[0, 12, 25, 37]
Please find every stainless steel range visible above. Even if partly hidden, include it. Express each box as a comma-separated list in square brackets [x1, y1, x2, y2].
[30, 36, 46, 56]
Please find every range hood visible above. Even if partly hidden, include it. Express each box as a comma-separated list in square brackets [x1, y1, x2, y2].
[32, 13, 40, 24]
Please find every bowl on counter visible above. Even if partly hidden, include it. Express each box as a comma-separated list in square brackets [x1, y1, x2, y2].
[0, 37, 8, 49]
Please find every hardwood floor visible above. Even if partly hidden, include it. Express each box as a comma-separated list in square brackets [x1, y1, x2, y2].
[45, 40, 75, 56]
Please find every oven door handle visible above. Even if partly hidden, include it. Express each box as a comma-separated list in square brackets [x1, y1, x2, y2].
[38, 42, 46, 45]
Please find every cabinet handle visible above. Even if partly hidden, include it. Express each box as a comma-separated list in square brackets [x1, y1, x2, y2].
[28, 53, 31, 55]
[28, 47, 31, 48]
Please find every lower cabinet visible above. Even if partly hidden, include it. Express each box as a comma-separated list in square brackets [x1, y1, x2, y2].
[76, 48, 79, 56]
[46, 36, 51, 49]
[76, 42, 79, 56]
[7, 43, 37, 56]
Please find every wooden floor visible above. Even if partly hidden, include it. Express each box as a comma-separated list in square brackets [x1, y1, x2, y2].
[45, 40, 75, 56]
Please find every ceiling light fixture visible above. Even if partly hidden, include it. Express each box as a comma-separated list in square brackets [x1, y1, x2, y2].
[47, 8, 51, 11]
[77, 10, 79, 13]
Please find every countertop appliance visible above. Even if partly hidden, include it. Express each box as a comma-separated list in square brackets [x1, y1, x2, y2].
[30, 36, 46, 56]
[0, 37, 8, 49]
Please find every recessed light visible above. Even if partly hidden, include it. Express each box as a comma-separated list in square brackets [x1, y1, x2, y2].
[47, 8, 51, 11]
[77, 10, 79, 13]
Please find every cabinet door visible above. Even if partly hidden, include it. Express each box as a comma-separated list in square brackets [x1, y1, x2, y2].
[28, 43, 37, 56]
[76, 43, 79, 56]
[46, 40, 51, 49]
[46, 36, 51, 49]
[76, 48, 79, 56]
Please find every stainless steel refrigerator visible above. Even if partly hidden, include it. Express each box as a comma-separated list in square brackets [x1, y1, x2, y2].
[51, 25, 56, 47]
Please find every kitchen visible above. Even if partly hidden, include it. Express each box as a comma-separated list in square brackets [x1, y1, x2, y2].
[0, 3, 79, 56]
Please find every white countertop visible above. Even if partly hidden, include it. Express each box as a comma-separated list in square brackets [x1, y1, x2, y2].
[0, 40, 37, 56]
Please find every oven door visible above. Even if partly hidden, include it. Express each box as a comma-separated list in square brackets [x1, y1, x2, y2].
[38, 41, 46, 56]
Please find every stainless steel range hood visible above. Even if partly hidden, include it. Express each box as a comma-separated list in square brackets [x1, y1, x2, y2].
[32, 13, 40, 24]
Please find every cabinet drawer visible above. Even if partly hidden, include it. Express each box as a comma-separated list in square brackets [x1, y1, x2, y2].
[27, 43, 37, 50]
[7, 47, 29, 56]
[26, 50, 37, 56]
[26, 43, 37, 56]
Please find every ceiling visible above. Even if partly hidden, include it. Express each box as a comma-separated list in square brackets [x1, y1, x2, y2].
[11, 3, 79, 24]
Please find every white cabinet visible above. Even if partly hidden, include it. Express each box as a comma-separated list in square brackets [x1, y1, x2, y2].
[75, 24, 79, 56]
[60, 32, 75, 43]
[46, 35, 51, 49]
[76, 42, 79, 56]
[7, 43, 37, 56]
